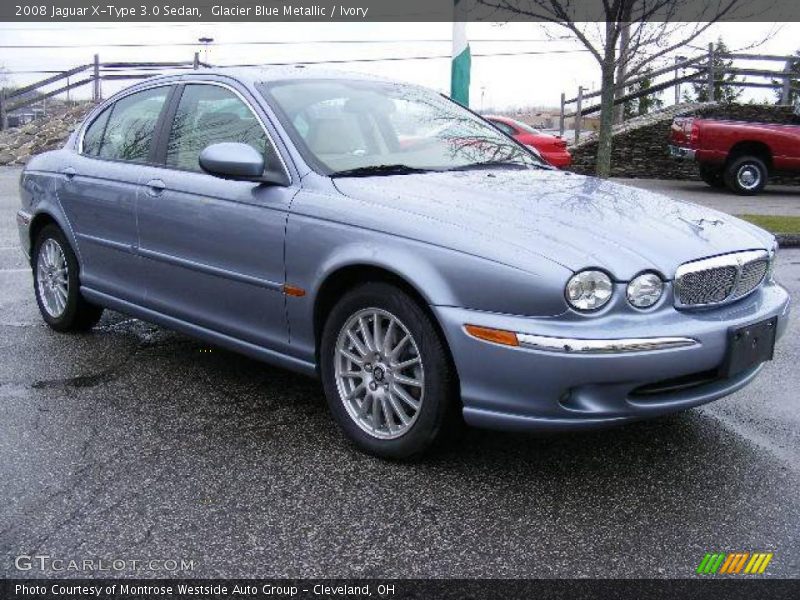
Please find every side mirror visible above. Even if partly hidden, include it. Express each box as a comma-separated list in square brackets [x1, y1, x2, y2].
[199, 142, 266, 180]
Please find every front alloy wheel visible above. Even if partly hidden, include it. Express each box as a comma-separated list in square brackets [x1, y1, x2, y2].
[320, 282, 457, 459]
[334, 307, 425, 439]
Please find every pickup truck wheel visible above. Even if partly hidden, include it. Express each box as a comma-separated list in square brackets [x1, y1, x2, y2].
[724, 156, 767, 195]
[33, 224, 104, 332]
[320, 282, 457, 459]
[698, 165, 725, 189]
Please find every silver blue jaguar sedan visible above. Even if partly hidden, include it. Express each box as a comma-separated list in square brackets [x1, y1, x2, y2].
[17, 68, 790, 458]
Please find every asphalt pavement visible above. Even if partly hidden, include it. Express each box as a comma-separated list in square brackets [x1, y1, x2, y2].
[0, 166, 798, 578]
[613, 177, 800, 216]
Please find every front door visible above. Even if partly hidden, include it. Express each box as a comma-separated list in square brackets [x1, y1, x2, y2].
[136, 82, 295, 351]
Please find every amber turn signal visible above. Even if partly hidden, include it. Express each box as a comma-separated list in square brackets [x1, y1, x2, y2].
[283, 284, 306, 297]
[464, 324, 519, 347]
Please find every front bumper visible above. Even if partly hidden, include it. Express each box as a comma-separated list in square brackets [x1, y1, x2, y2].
[433, 281, 790, 432]
[668, 144, 696, 160]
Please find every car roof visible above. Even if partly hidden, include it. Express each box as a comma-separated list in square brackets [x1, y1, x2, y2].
[485, 115, 519, 124]
[136, 66, 401, 88]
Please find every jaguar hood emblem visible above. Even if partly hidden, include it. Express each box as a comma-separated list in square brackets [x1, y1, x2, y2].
[680, 217, 725, 232]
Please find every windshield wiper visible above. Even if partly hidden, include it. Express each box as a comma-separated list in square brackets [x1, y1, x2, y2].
[330, 164, 437, 178]
[448, 160, 545, 171]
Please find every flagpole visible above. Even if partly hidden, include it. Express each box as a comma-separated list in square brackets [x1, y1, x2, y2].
[451, 1, 471, 106]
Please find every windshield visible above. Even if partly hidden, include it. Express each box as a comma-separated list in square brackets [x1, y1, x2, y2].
[259, 78, 544, 175]
[511, 119, 541, 134]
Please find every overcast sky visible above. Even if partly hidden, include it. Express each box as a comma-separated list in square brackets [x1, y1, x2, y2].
[1, 21, 797, 109]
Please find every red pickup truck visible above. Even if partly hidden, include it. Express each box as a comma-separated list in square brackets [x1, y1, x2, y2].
[669, 116, 800, 195]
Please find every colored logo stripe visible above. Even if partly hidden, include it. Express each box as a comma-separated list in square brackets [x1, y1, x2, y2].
[745, 553, 773, 574]
[697, 553, 725, 574]
[697, 552, 773, 575]
[719, 553, 738, 574]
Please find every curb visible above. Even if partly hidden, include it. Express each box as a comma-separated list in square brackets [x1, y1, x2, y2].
[776, 234, 800, 248]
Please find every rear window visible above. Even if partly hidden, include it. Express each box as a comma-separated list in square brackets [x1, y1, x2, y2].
[81, 106, 111, 156]
[91, 87, 170, 163]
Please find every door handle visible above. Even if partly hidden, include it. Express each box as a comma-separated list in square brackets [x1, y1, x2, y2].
[61, 167, 76, 179]
[145, 179, 166, 196]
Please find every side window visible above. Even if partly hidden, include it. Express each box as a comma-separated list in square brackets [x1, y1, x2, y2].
[166, 84, 268, 172]
[81, 106, 111, 156]
[492, 121, 516, 136]
[97, 87, 169, 163]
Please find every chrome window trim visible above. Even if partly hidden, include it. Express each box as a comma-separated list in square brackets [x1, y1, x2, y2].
[77, 79, 292, 184]
[674, 249, 769, 309]
[515, 333, 698, 354]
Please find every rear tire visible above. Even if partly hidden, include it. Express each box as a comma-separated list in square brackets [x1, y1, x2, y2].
[698, 164, 725, 189]
[32, 224, 103, 332]
[723, 155, 768, 196]
[320, 282, 457, 459]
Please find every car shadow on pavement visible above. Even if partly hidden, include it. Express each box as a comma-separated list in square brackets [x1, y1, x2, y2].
[96, 314, 750, 483]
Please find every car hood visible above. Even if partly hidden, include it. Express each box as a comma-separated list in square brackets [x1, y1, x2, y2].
[332, 168, 773, 280]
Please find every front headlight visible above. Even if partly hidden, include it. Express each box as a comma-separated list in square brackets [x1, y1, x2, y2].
[626, 272, 663, 308]
[565, 270, 613, 311]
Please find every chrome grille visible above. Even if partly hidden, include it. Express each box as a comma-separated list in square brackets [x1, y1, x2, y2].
[733, 259, 768, 299]
[675, 250, 769, 308]
[677, 266, 737, 305]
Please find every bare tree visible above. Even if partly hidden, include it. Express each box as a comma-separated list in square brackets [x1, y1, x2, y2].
[475, 0, 744, 177]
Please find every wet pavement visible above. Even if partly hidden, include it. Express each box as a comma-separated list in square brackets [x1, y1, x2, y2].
[613, 177, 800, 217]
[0, 166, 798, 578]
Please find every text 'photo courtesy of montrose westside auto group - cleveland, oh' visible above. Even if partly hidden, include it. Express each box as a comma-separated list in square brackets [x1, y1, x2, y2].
[0, 0, 799, 599]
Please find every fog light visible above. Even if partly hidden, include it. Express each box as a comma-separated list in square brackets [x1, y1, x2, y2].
[627, 272, 663, 308]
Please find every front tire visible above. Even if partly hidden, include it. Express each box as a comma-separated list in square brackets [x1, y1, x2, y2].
[724, 155, 768, 195]
[33, 224, 103, 332]
[320, 282, 457, 459]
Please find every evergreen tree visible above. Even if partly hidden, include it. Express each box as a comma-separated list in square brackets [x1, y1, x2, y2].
[623, 69, 664, 118]
[772, 51, 800, 105]
[690, 37, 742, 104]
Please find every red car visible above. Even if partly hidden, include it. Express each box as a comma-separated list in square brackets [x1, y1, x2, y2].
[670, 116, 800, 195]
[485, 115, 572, 168]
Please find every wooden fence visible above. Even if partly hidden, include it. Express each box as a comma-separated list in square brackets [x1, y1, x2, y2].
[0, 52, 210, 130]
[560, 45, 800, 143]
[3, 46, 799, 137]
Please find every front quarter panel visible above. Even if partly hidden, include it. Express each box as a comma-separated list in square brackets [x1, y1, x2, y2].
[284, 186, 572, 364]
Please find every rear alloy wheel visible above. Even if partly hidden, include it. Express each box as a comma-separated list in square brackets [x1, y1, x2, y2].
[724, 155, 768, 196]
[33, 224, 103, 332]
[320, 282, 457, 459]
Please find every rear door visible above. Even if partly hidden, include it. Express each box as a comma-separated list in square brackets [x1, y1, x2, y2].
[58, 85, 172, 302]
[136, 81, 296, 352]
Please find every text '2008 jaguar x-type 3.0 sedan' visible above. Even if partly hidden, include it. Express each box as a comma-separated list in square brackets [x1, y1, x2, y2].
[17, 68, 790, 458]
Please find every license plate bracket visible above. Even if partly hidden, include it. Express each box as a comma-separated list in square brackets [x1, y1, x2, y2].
[722, 317, 777, 378]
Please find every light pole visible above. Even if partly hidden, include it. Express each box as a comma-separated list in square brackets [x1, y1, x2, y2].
[675, 55, 686, 105]
[198, 37, 214, 64]
[480, 86, 486, 112]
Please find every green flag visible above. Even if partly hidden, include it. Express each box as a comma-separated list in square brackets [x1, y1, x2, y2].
[451, 7, 470, 106]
